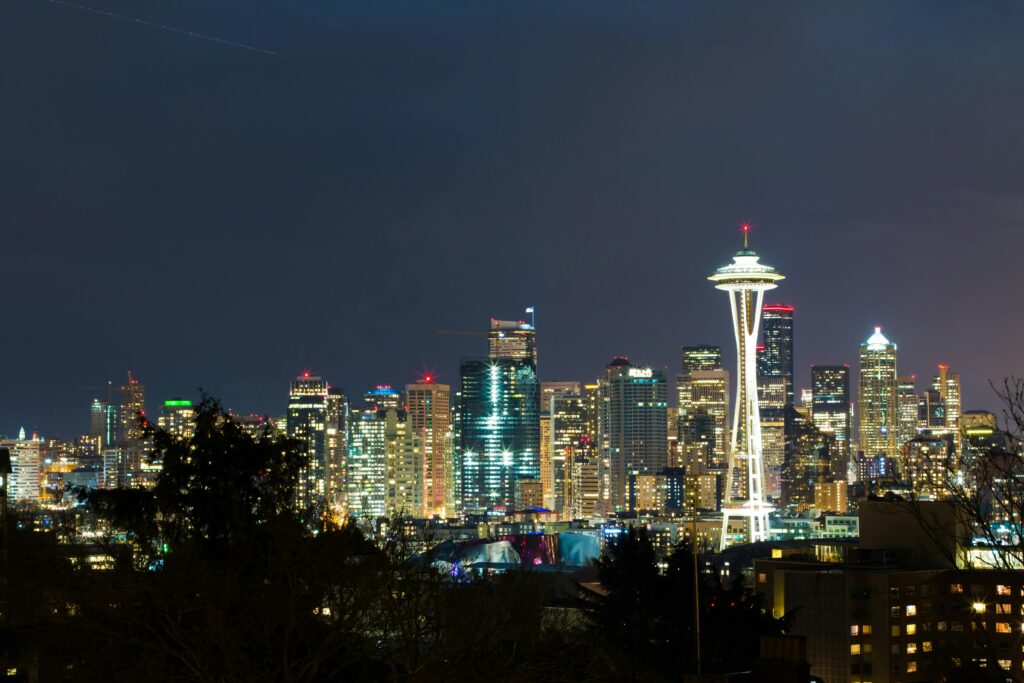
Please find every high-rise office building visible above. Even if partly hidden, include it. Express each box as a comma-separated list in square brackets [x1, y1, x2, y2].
[901, 433, 952, 500]
[550, 390, 588, 517]
[406, 378, 450, 517]
[488, 319, 537, 366]
[677, 368, 730, 469]
[896, 375, 919, 450]
[348, 406, 387, 519]
[325, 388, 348, 513]
[780, 407, 835, 511]
[597, 357, 668, 512]
[709, 230, 784, 546]
[365, 385, 402, 411]
[384, 410, 423, 517]
[758, 304, 795, 405]
[935, 364, 962, 452]
[811, 366, 851, 458]
[1, 432, 40, 503]
[681, 345, 723, 373]
[157, 398, 196, 440]
[459, 358, 540, 515]
[287, 373, 330, 512]
[758, 375, 787, 501]
[539, 381, 581, 510]
[90, 398, 119, 453]
[858, 327, 899, 460]
[118, 372, 146, 487]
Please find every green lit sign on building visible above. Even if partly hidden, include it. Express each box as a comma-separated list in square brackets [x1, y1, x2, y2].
[164, 399, 192, 407]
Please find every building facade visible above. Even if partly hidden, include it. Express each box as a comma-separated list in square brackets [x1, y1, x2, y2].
[597, 357, 668, 512]
[858, 327, 899, 461]
[458, 357, 540, 515]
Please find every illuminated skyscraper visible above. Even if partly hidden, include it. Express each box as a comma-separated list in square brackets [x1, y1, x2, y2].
[901, 433, 952, 500]
[935, 364, 962, 452]
[90, 398, 119, 452]
[458, 357, 540, 515]
[287, 373, 330, 512]
[757, 304, 795, 405]
[858, 327, 899, 460]
[1, 432, 40, 503]
[708, 227, 784, 547]
[539, 381, 581, 510]
[780, 407, 834, 511]
[896, 375, 919, 449]
[677, 367, 730, 469]
[597, 357, 668, 512]
[550, 391, 588, 517]
[758, 375, 787, 501]
[157, 398, 196, 440]
[488, 319, 537, 365]
[406, 377, 450, 516]
[811, 365, 851, 458]
[118, 372, 146, 486]
[348, 405, 387, 519]
[325, 388, 348, 513]
[681, 345, 723, 373]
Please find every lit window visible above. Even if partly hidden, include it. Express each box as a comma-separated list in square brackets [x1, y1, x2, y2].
[999, 659, 1012, 671]
[891, 606, 901, 617]
[997, 622, 1012, 634]
[906, 623, 917, 635]
[937, 621, 947, 631]
[891, 625, 901, 636]
[851, 644, 861, 655]
[950, 583, 964, 594]
[906, 643, 917, 654]
[997, 603, 1012, 614]
[758, 572, 767, 583]
[997, 584, 1011, 596]
[923, 641, 932, 652]
[851, 625, 860, 636]
[863, 643, 872, 654]
[907, 661, 918, 673]
[906, 604, 917, 616]
[862, 624, 872, 635]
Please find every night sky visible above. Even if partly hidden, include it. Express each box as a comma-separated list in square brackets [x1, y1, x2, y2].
[4, 0, 1024, 438]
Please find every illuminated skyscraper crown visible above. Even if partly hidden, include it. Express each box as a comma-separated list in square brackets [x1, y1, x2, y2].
[864, 326, 895, 351]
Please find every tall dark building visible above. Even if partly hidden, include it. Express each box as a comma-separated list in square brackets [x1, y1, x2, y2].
[90, 398, 119, 452]
[118, 372, 146, 486]
[681, 345, 723, 373]
[458, 358, 540, 515]
[811, 365, 851, 458]
[758, 304, 794, 405]
[781, 406, 836, 511]
[597, 357, 668, 512]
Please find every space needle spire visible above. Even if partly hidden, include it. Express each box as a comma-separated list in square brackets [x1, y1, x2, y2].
[708, 225, 784, 549]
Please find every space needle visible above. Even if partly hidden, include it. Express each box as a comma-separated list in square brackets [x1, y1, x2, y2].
[708, 225, 784, 549]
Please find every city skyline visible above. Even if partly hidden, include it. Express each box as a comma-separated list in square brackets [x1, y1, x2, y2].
[1, 293, 1007, 440]
[5, 1, 1024, 437]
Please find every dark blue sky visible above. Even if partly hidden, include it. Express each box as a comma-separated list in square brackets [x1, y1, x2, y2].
[3, 0, 1024, 437]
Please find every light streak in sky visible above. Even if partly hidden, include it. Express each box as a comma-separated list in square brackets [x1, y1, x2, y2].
[44, 0, 286, 58]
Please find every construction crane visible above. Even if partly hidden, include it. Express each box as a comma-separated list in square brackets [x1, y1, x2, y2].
[435, 329, 488, 337]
